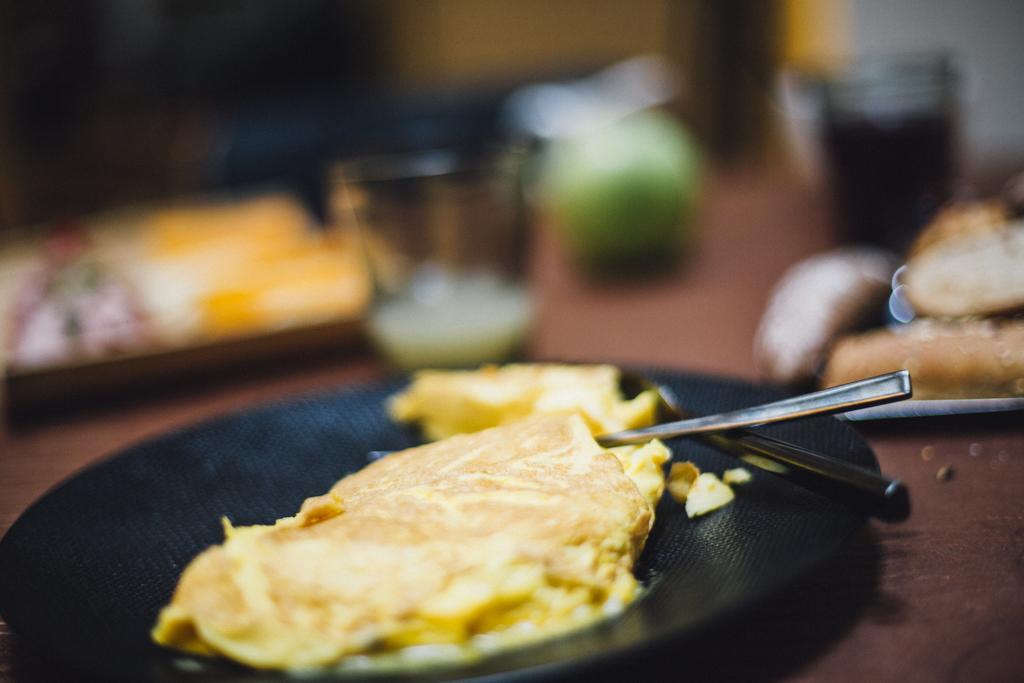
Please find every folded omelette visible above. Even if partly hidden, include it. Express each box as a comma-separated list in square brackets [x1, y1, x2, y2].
[153, 414, 670, 669]
[389, 363, 660, 441]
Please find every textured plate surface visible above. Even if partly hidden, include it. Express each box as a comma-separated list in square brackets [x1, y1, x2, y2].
[0, 369, 876, 682]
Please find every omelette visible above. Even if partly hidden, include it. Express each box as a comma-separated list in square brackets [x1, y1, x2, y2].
[389, 363, 670, 507]
[389, 363, 660, 441]
[390, 364, 740, 519]
[153, 414, 670, 669]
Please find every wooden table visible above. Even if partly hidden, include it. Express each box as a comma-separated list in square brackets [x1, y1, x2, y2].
[2, 171, 1022, 682]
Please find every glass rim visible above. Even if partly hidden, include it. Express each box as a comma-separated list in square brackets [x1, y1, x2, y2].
[821, 52, 957, 119]
[823, 52, 955, 92]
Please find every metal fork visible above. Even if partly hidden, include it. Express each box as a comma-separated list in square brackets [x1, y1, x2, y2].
[616, 370, 911, 521]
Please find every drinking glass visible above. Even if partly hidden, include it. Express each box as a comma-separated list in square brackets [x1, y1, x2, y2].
[331, 147, 533, 370]
[821, 54, 959, 250]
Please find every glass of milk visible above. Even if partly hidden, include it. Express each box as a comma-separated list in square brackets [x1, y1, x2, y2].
[331, 147, 534, 370]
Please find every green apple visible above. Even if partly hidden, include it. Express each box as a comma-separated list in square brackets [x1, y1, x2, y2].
[542, 110, 701, 272]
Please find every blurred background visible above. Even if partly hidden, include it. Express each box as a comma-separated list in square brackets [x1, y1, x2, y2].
[1, 0, 1022, 410]
[3, 0, 1023, 224]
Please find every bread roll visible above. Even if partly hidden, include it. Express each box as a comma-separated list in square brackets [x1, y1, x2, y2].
[907, 199, 1009, 258]
[823, 319, 1024, 399]
[904, 204, 1024, 316]
[754, 247, 897, 386]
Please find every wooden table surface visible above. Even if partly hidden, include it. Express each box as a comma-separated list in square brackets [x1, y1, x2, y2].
[1, 171, 1021, 682]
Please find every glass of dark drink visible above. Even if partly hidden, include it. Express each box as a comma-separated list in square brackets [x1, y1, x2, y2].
[821, 54, 958, 251]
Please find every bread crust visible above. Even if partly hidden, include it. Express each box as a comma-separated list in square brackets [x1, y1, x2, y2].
[823, 319, 1024, 399]
[753, 248, 896, 386]
[904, 217, 1024, 317]
[907, 199, 1009, 258]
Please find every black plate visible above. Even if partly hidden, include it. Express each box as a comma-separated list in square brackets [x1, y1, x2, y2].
[0, 369, 876, 682]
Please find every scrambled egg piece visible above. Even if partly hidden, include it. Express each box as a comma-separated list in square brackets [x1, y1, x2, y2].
[668, 462, 748, 518]
[389, 364, 659, 441]
[666, 461, 700, 502]
[684, 474, 735, 518]
[153, 415, 668, 670]
[723, 467, 753, 486]
[607, 442, 671, 511]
